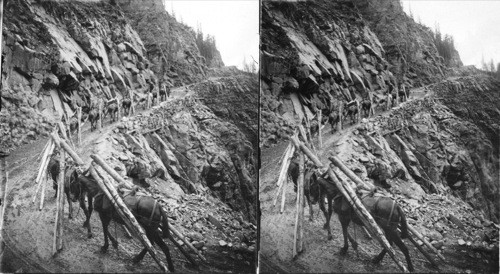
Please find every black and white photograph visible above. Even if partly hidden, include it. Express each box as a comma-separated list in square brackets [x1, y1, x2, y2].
[259, 0, 499, 273]
[0, 0, 258, 272]
[1, 0, 500, 273]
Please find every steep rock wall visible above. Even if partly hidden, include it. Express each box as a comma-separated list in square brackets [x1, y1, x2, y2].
[353, 0, 455, 86]
[117, 0, 224, 86]
[1, 0, 155, 151]
[261, 0, 398, 146]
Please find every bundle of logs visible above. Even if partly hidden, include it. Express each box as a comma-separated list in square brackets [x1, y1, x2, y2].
[33, 126, 204, 272]
[273, 125, 445, 272]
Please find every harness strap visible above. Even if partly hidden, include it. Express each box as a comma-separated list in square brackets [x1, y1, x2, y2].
[387, 200, 396, 227]
[149, 200, 158, 226]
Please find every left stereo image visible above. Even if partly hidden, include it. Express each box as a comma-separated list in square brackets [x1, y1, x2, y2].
[0, 0, 259, 273]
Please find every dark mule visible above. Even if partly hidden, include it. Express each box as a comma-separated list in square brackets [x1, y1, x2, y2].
[288, 161, 316, 221]
[89, 108, 100, 131]
[328, 110, 340, 132]
[343, 100, 358, 125]
[68, 171, 99, 238]
[68, 116, 79, 135]
[375, 95, 387, 112]
[310, 175, 414, 272]
[47, 157, 81, 220]
[72, 177, 188, 272]
[136, 94, 147, 110]
[361, 99, 371, 118]
[94, 191, 178, 272]
[122, 98, 132, 116]
[104, 102, 118, 123]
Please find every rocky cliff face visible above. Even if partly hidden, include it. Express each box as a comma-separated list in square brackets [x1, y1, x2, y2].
[0, 0, 224, 154]
[260, 1, 497, 272]
[1, 0, 257, 272]
[117, 0, 224, 86]
[1, 0, 152, 152]
[353, 0, 451, 85]
[260, 0, 462, 147]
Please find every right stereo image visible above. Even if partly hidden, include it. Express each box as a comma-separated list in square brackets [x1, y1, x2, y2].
[258, 0, 500, 273]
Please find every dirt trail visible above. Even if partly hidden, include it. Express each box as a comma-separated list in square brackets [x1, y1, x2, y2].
[1, 88, 252, 273]
[259, 88, 493, 273]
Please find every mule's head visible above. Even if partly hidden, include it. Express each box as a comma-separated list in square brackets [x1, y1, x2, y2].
[308, 172, 321, 204]
[68, 172, 82, 202]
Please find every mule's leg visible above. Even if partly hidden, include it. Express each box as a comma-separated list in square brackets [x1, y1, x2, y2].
[372, 231, 393, 264]
[99, 212, 111, 253]
[347, 230, 358, 250]
[305, 194, 314, 221]
[80, 195, 92, 238]
[391, 230, 414, 272]
[339, 214, 351, 255]
[325, 197, 333, 240]
[155, 232, 175, 272]
[66, 191, 73, 219]
[132, 248, 148, 264]
[318, 194, 328, 228]
[106, 227, 119, 249]
[132, 229, 154, 264]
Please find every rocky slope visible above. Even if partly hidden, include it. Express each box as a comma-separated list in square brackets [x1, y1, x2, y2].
[352, 0, 456, 84]
[260, 0, 455, 147]
[1, 0, 256, 272]
[260, 0, 498, 273]
[260, 82, 499, 273]
[117, 0, 224, 86]
[0, 0, 224, 154]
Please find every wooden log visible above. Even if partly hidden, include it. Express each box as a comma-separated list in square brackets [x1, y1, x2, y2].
[329, 156, 374, 190]
[57, 121, 69, 143]
[129, 89, 135, 116]
[37, 139, 51, 162]
[35, 140, 54, 186]
[77, 107, 82, 146]
[33, 140, 55, 203]
[337, 104, 343, 131]
[292, 167, 300, 258]
[52, 133, 84, 166]
[166, 232, 197, 266]
[147, 93, 152, 109]
[356, 99, 361, 123]
[317, 110, 322, 149]
[88, 165, 169, 272]
[90, 154, 133, 188]
[293, 153, 305, 258]
[122, 224, 133, 238]
[362, 226, 372, 239]
[273, 142, 295, 206]
[53, 149, 65, 254]
[280, 173, 287, 213]
[0, 157, 8, 256]
[298, 125, 308, 144]
[168, 223, 207, 263]
[117, 97, 122, 120]
[404, 230, 438, 268]
[291, 136, 408, 272]
[408, 225, 446, 262]
[98, 100, 103, 131]
[39, 172, 47, 210]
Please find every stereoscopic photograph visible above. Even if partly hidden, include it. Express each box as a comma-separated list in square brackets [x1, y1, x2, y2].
[0, 0, 499, 273]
